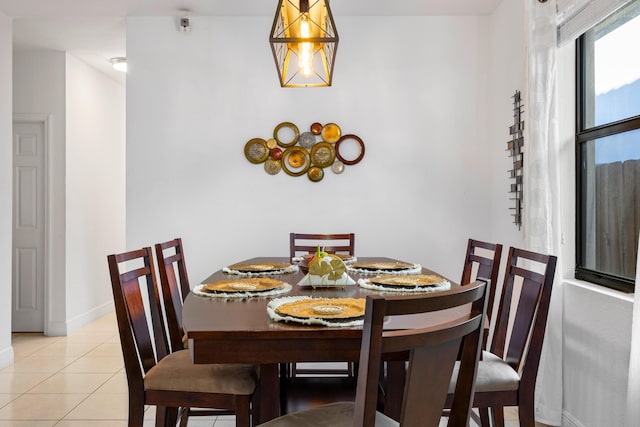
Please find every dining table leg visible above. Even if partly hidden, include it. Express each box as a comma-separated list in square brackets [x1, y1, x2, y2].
[256, 363, 280, 424]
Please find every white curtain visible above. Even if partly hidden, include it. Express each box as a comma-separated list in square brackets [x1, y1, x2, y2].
[524, 0, 565, 425]
[627, 234, 640, 427]
[557, 0, 633, 44]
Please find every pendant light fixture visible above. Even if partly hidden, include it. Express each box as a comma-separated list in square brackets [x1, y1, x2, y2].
[269, 0, 339, 87]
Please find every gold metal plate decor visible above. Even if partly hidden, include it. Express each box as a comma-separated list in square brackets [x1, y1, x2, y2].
[310, 142, 336, 168]
[370, 275, 447, 288]
[298, 131, 317, 149]
[321, 123, 341, 143]
[227, 262, 293, 273]
[331, 160, 345, 174]
[243, 122, 364, 181]
[310, 122, 323, 135]
[287, 149, 307, 168]
[282, 147, 311, 176]
[275, 297, 365, 321]
[307, 166, 324, 182]
[264, 159, 282, 175]
[244, 138, 269, 164]
[274, 122, 299, 147]
[202, 277, 285, 294]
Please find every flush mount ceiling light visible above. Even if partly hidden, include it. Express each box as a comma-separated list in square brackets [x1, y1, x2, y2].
[269, 0, 339, 88]
[110, 57, 127, 72]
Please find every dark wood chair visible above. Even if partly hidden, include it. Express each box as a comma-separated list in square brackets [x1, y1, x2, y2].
[108, 247, 257, 427]
[460, 238, 503, 322]
[289, 232, 355, 261]
[287, 232, 356, 379]
[447, 247, 558, 427]
[156, 238, 248, 425]
[258, 280, 488, 427]
[155, 238, 190, 353]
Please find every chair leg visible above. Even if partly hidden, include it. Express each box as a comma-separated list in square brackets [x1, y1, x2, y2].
[127, 400, 145, 427]
[235, 396, 251, 427]
[478, 408, 490, 427]
[492, 407, 505, 427]
[155, 406, 179, 427]
[518, 400, 536, 427]
[252, 383, 261, 425]
[178, 407, 190, 427]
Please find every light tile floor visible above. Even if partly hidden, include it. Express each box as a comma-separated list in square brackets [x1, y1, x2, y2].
[1, 312, 541, 427]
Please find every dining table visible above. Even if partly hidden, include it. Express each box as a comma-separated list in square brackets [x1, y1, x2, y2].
[182, 256, 462, 424]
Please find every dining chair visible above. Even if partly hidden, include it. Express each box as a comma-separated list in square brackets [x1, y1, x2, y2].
[460, 238, 503, 354]
[460, 238, 503, 322]
[287, 232, 357, 378]
[446, 246, 558, 427]
[156, 238, 241, 424]
[258, 280, 488, 427]
[108, 247, 258, 427]
[289, 232, 355, 261]
[155, 237, 190, 352]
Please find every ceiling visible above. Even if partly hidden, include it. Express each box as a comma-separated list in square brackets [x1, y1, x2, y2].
[0, 0, 503, 84]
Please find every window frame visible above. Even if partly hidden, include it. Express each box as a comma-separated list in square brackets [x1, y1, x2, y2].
[575, 24, 640, 293]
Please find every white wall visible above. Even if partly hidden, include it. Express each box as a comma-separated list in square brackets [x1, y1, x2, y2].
[13, 50, 67, 335]
[562, 282, 633, 427]
[12, 51, 126, 336]
[65, 54, 125, 333]
[487, 0, 526, 254]
[126, 15, 494, 284]
[0, 11, 13, 368]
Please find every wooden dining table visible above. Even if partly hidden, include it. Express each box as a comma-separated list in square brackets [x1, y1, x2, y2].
[182, 256, 461, 424]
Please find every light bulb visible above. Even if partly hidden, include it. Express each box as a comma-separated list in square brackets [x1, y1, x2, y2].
[298, 14, 313, 77]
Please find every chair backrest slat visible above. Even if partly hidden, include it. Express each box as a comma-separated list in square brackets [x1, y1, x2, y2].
[353, 280, 488, 427]
[289, 233, 355, 260]
[489, 247, 557, 377]
[460, 239, 502, 321]
[155, 238, 191, 352]
[108, 247, 170, 380]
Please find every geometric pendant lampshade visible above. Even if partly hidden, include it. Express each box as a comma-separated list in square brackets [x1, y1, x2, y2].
[269, 0, 339, 87]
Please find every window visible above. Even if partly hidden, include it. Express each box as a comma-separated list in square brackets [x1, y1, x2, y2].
[576, 0, 640, 292]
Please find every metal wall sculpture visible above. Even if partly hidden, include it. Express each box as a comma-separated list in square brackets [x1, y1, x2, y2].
[508, 90, 524, 228]
[244, 121, 364, 182]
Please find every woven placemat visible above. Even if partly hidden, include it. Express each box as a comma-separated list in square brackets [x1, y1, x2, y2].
[267, 296, 365, 327]
[193, 282, 292, 299]
[223, 263, 299, 276]
[347, 262, 422, 275]
[358, 277, 450, 293]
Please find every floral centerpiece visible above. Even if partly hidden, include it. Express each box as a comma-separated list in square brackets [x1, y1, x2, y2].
[298, 246, 355, 288]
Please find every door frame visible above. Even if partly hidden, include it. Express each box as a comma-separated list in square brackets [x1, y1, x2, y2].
[12, 113, 52, 335]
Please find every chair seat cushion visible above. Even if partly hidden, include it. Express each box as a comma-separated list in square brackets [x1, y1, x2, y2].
[449, 351, 520, 393]
[256, 402, 398, 427]
[144, 350, 257, 395]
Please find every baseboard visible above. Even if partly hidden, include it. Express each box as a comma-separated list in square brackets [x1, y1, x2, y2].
[64, 301, 115, 335]
[45, 320, 68, 336]
[562, 410, 586, 427]
[0, 345, 14, 369]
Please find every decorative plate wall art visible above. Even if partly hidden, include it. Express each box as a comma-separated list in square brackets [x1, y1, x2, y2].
[243, 122, 365, 182]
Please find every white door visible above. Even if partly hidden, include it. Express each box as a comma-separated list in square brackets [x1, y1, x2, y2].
[12, 121, 46, 332]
